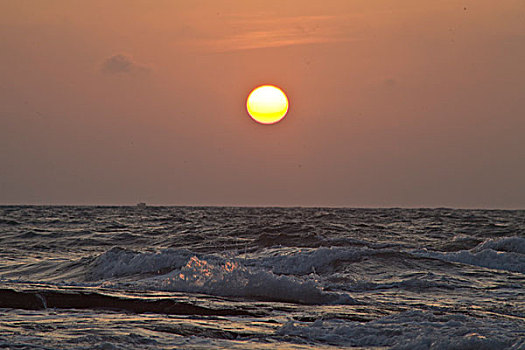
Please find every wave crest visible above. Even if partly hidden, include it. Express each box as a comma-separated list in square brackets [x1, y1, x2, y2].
[151, 256, 355, 305]
[414, 236, 525, 273]
[88, 247, 194, 280]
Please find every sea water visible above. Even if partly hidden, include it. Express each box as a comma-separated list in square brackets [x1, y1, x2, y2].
[0, 206, 523, 349]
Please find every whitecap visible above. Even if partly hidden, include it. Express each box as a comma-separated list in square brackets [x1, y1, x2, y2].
[413, 236, 525, 273]
[146, 256, 355, 305]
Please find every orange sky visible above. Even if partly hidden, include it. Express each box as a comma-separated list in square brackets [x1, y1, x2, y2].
[1, 0, 524, 207]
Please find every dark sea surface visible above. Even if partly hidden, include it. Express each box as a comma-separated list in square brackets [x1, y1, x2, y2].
[0, 206, 524, 349]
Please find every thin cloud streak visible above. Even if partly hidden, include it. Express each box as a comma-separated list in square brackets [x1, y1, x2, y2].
[204, 30, 356, 52]
[185, 14, 357, 52]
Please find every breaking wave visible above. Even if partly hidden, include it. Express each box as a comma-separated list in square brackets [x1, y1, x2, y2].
[88, 248, 355, 305]
[413, 236, 525, 273]
[88, 247, 195, 279]
[149, 256, 355, 305]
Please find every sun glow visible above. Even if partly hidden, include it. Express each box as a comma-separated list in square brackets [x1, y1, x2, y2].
[246, 85, 289, 125]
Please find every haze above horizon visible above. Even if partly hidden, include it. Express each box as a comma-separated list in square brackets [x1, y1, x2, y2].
[1, 0, 524, 208]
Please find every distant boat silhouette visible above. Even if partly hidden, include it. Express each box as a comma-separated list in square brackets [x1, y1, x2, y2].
[136, 203, 146, 208]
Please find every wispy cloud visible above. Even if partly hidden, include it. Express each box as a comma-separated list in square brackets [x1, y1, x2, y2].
[186, 15, 356, 52]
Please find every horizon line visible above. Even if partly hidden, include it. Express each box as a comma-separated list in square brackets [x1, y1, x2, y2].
[0, 203, 523, 211]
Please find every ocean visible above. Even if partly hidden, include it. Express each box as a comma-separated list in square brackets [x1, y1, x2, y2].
[0, 206, 523, 349]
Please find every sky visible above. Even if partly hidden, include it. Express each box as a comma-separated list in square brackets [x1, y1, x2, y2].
[1, 0, 524, 208]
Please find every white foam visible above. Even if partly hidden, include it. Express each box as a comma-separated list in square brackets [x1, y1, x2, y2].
[474, 236, 525, 254]
[416, 249, 525, 273]
[147, 256, 355, 305]
[252, 246, 377, 275]
[88, 248, 355, 304]
[89, 245, 376, 280]
[277, 310, 523, 349]
[413, 237, 525, 273]
[413, 236, 525, 273]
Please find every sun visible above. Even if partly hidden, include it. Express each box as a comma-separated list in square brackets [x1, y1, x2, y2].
[246, 85, 289, 125]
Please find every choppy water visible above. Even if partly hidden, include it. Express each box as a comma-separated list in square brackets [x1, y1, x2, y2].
[0, 206, 524, 349]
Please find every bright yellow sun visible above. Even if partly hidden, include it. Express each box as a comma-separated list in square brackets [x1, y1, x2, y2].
[246, 85, 289, 125]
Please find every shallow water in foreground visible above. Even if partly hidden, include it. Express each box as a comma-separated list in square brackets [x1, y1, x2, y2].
[0, 206, 523, 349]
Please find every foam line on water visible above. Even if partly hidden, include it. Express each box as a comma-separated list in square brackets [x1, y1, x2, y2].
[277, 310, 524, 349]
